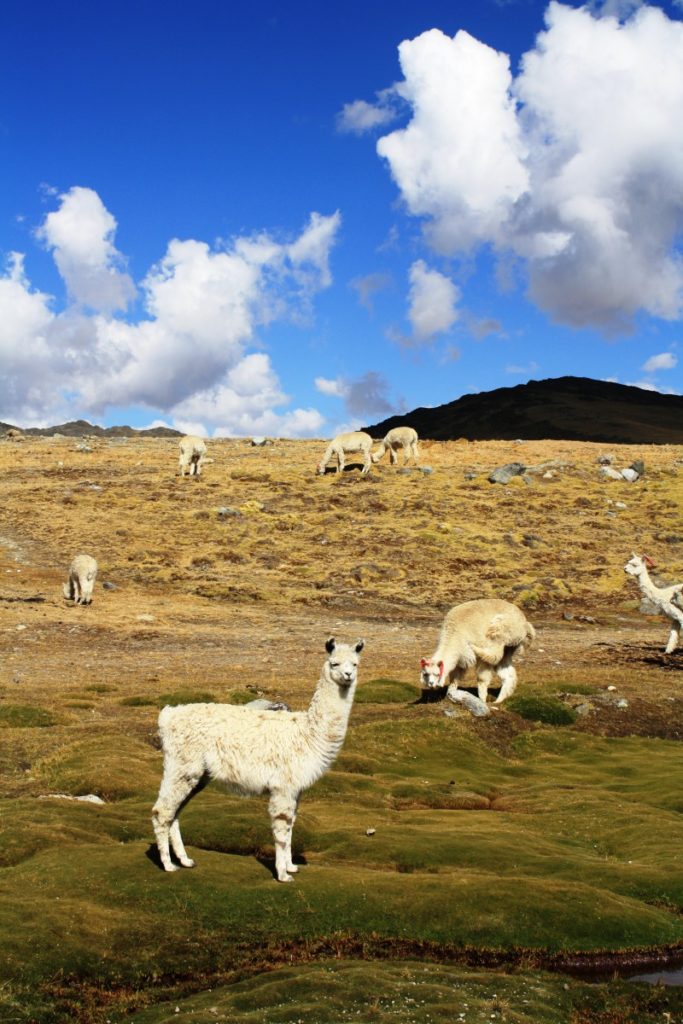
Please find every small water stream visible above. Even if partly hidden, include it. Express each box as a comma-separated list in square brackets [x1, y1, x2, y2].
[626, 966, 683, 987]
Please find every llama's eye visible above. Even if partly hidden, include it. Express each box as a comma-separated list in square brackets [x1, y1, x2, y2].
[330, 662, 339, 668]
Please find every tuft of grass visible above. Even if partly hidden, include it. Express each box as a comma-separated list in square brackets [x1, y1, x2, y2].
[356, 678, 419, 704]
[227, 690, 258, 705]
[119, 695, 156, 707]
[0, 705, 58, 728]
[507, 696, 578, 725]
[157, 690, 215, 707]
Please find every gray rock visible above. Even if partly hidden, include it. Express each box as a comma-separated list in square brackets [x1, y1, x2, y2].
[463, 471, 478, 481]
[616, 698, 629, 709]
[597, 454, 615, 465]
[446, 689, 491, 717]
[396, 468, 413, 476]
[42, 793, 105, 805]
[563, 611, 574, 621]
[488, 462, 526, 484]
[217, 506, 242, 518]
[244, 698, 291, 712]
[136, 614, 155, 623]
[102, 581, 117, 591]
[74, 443, 92, 453]
[630, 460, 645, 476]
[419, 466, 434, 475]
[575, 703, 593, 716]
[599, 466, 624, 481]
[621, 468, 639, 483]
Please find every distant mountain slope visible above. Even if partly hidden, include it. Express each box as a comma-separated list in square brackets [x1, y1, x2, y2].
[365, 376, 683, 444]
[0, 419, 182, 438]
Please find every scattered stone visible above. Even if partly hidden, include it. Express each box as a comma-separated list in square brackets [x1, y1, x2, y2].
[102, 581, 117, 591]
[488, 462, 526, 485]
[630, 459, 645, 476]
[575, 703, 592, 716]
[621, 468, 639, 483]
[365, 827, 376, 837]
[597, 454, 615, 465]
[599, 466, 624, 481]
[73, 443, 92, 453]
[396, 468, 413, 475]
[419, 466, 434, 475]
[607, 685, 617, 692]
[578, 614, 596, 624]
[542, 470, 556, 479]
[217, 506, 242, 519]
[563, 611, 574, 621]
[614, 501, 627, 510]
[41, 793, 105, 805]
[446, 689, 491, 717]
[250, 436, 271, 447]
[616, 698, 629, 709]
[16, 624, 27, 631]
[244, 698, 291, 712]
[136, 614, 155, 623]
[463, 471, 478, 480]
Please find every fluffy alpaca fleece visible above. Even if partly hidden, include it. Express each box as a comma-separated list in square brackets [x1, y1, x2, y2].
[152, 637, 364, 881]
[178, 436, 207, 477]
[371, 426, 419, 466]
[624, 553, 683, 653]
[62, 554, 98, 605]
[420, 598, 534, 704]
[316, 431, 373, 476]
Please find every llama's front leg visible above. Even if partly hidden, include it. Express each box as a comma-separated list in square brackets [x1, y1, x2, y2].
[269, 792, 297, 882]
[152, 773, 200, 872]
[337, 450, 345, 474]
[476, 665, 494, 703]
[169, 819, 196, 869]
[665, 623, 681, 654]
[390, 447, 398, 466]
[494, 663, 518, 703]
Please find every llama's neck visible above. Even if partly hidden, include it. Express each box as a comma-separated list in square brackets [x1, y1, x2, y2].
[635, 565, 660, 601]
[305, 667, 356, 758]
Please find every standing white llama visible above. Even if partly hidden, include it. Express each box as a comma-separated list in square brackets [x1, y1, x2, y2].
[152, 637, 364, 881]
[624, 553, 683, 653]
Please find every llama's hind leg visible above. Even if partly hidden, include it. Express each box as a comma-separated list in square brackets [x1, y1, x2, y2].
[665, 623, 681, 654]
[269, 792, 298, 882]
[152, 772, 203, 872]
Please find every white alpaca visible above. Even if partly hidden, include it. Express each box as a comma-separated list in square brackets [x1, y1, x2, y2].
[178, 436, 207, 477]
[152, 637, 364, 881]
[316, 431, 373, 476]
[420, 599, 535, 704]
[624, 553, 683, 653]
[372, 426, 419, 466]
[62, 554, 98, 605]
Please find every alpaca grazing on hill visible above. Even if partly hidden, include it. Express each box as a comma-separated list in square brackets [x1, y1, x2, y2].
[420, 599, 535, 704]
[372, 426, 419, 466]
[152, 638, 364, 881]
[624, 553, 683, 653]
[62, 554, 98, 605]
[178, 435, 207, 477]
[316, 431, 373, 476]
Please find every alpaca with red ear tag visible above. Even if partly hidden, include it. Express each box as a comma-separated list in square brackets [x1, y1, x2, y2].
[624, 553, 683, 653]
[419, 599, 535, 705]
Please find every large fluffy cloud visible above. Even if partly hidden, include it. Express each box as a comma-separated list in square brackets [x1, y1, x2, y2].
[1, 189, 340, 435]
[363, 3, 683, 332]
[407, 260, 460, 341]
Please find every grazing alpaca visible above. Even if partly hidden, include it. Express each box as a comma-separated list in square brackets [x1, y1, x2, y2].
[372, 426, 419, 466]
[624, 553, 683, 653]
[152, 637, 364, 881]
[316, 432, 373, 476]
[178, 436, 207, 477]
[420, 599, 534, 704]
[62, 554, 98, 605]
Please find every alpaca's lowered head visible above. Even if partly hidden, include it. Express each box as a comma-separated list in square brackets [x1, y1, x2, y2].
[420, 656, 445, 689]
[324, 637, 364, 689]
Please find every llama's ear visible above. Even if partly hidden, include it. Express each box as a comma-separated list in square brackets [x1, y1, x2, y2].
[644, 554, 656, 568]
[420, 658, 428, 669]
[325, 637, 336, 654]
[438, 660, 444, 671]
[355, 639, 365, 653]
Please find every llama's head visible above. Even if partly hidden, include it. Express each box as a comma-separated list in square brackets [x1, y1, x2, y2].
[625, 553, 655, 576]
[370, 447, 384, 464]
[324, 637, 364, 688]
[316, 461, 326, 475]
[420, 657, 445, 689]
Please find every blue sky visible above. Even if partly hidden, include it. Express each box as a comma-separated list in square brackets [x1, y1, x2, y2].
[2, 0, 683, 435]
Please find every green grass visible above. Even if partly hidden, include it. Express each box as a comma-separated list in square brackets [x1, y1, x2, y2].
[355, 678, 420, 704]
[0, 705, 58, 728]
[4, 711, 683, 1021]
[507, 696, 578, 725]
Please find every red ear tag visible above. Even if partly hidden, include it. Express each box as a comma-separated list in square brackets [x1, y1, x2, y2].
[438, 660, 444, 678]
[420, 658, 427, 669]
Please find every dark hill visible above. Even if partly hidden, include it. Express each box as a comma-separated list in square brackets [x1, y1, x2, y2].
[0, 419, 181, 438]
[365, 376, 683, 444]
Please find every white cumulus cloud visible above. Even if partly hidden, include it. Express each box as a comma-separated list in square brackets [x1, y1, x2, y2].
[361, 3, 683, 333]
[1, 189, 340, 436]
[315, 376, 351, 398]
[407, 260, 460, 342]
[641, 351, 677, 373]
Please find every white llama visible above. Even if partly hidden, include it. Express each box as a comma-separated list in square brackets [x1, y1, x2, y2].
[624, 553, 683, 653]
[316, 432, 373, 476]
[372, 426, 419, 466]
[420, 598, 534, 704]
[178, 436, 207, 477]
[152, 637, 364, 881]
[62, 554, 98, 605]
